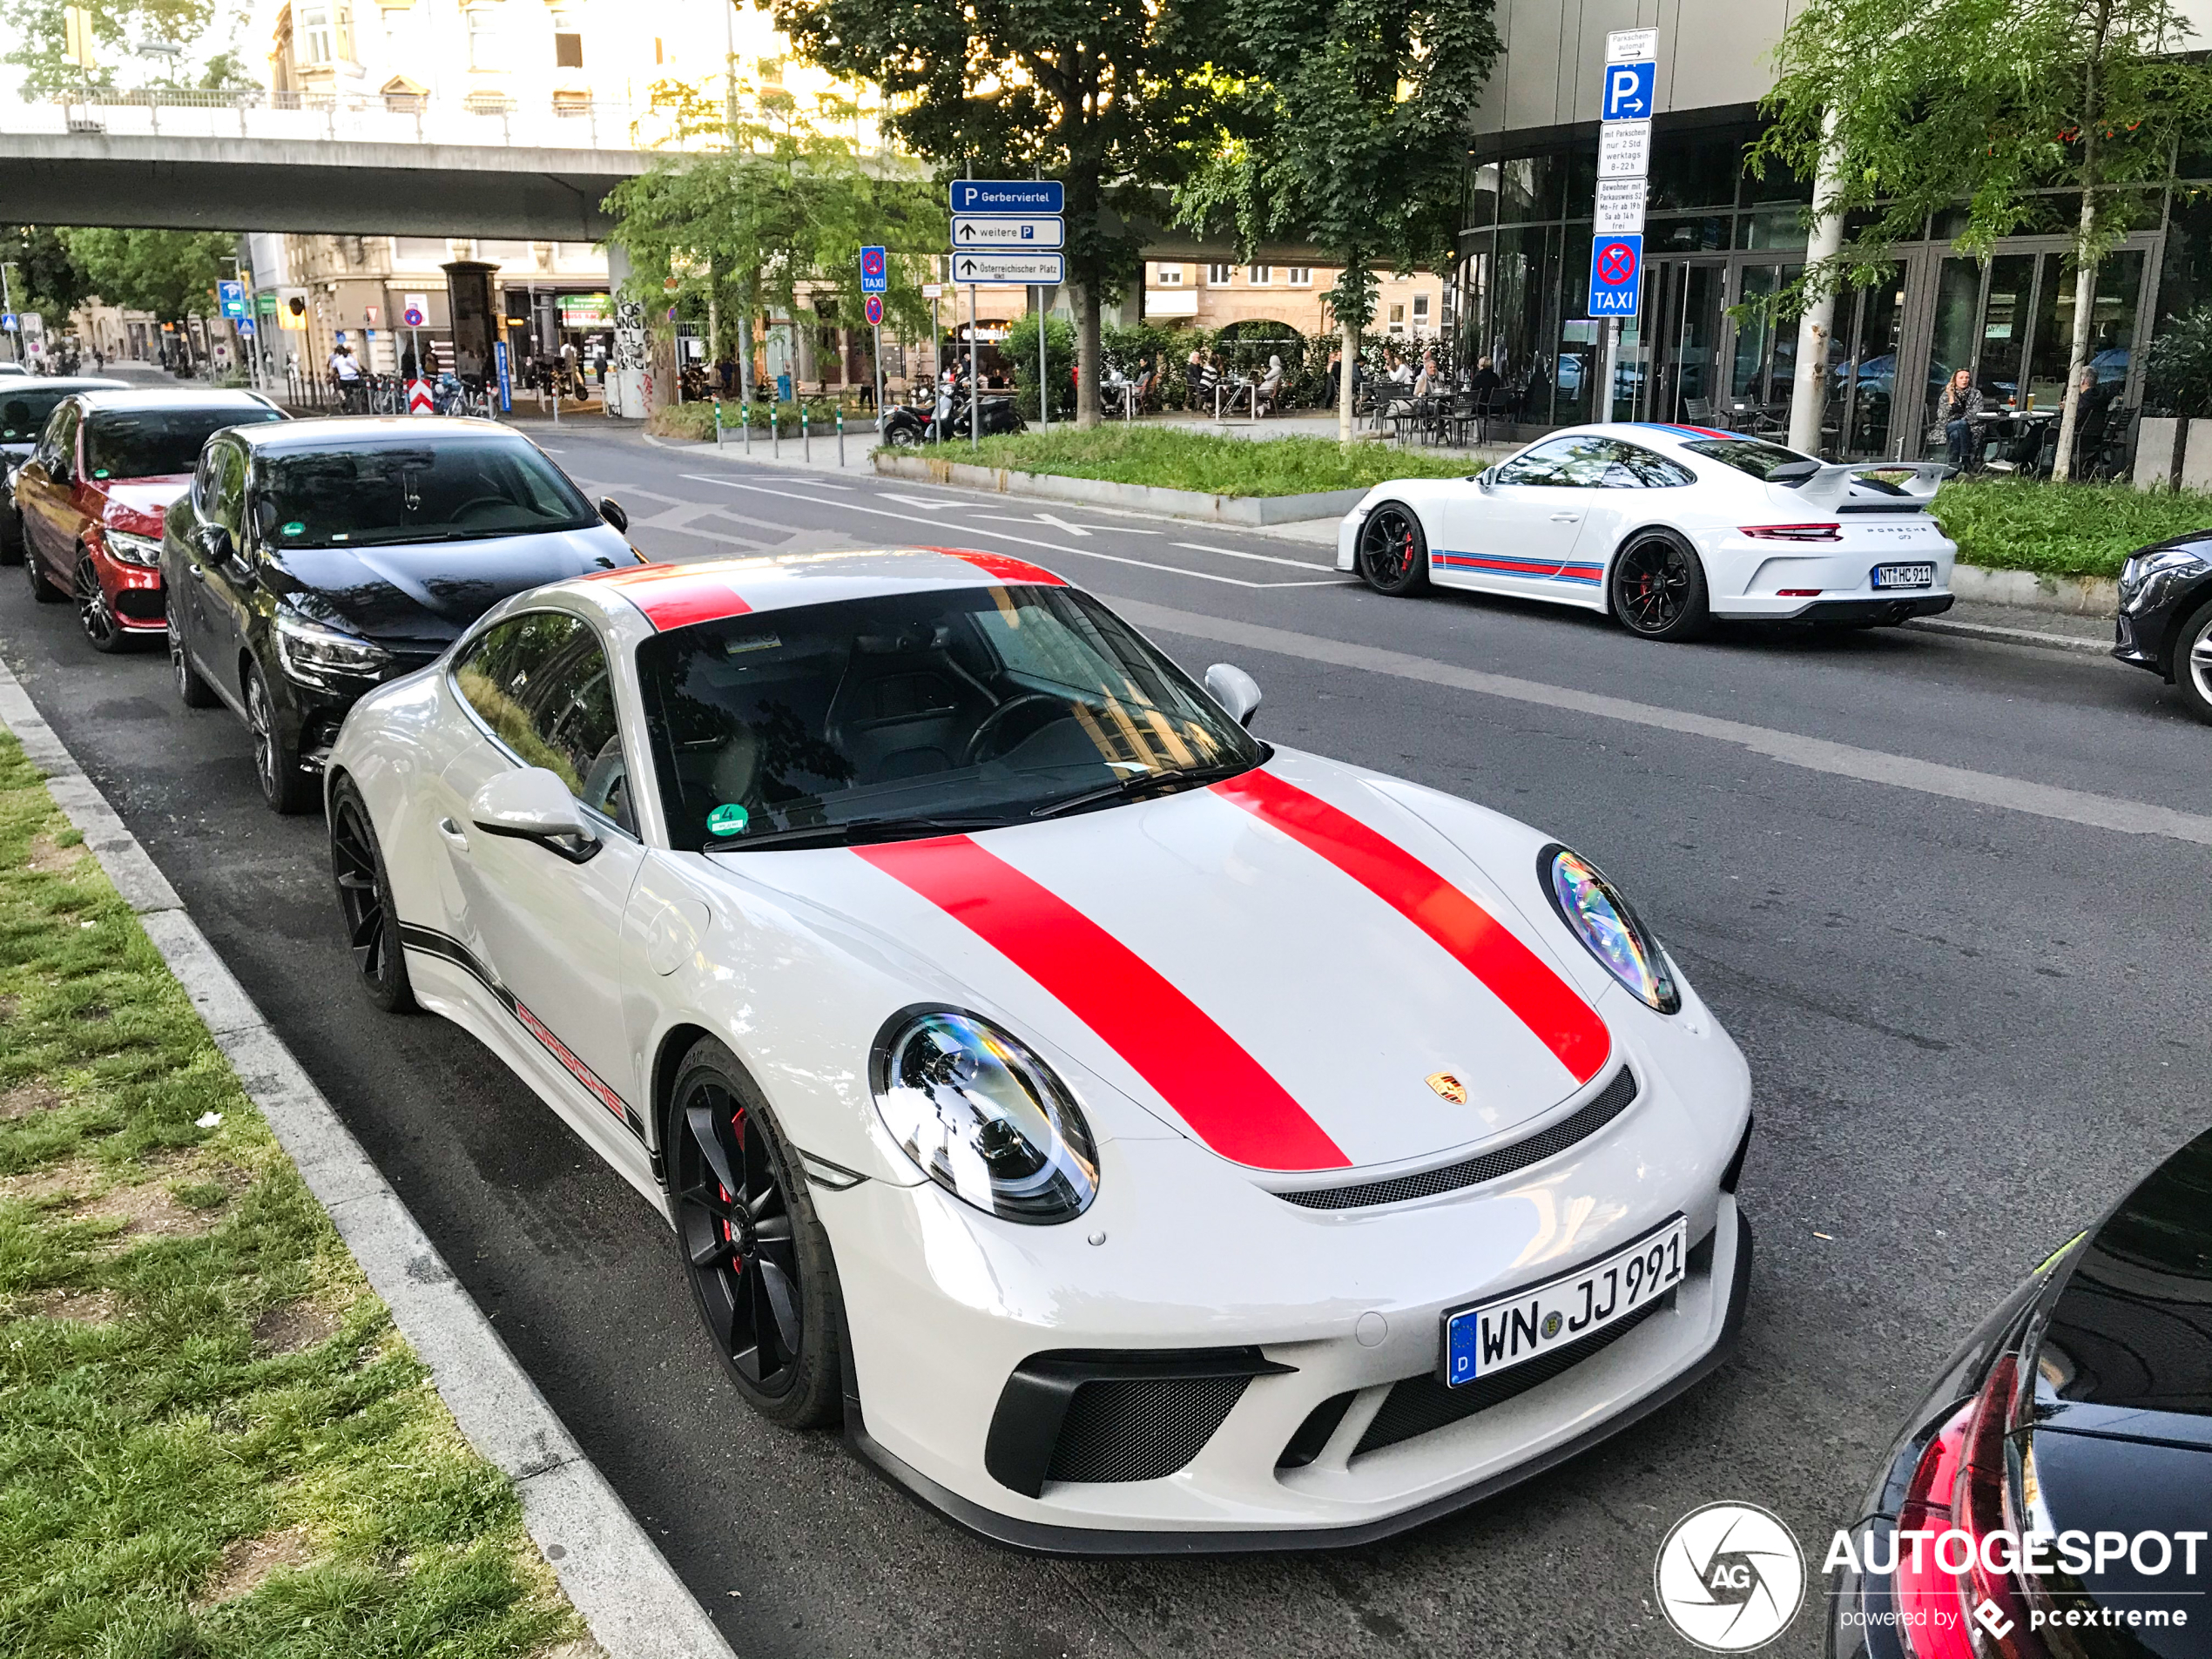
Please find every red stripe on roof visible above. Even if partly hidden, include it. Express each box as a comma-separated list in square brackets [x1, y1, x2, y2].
[590, 566, 754, 630]
[1213, 771, 1611, 1084]
[856, 835, 1350, 1171]
[921, 547, 1065, 585]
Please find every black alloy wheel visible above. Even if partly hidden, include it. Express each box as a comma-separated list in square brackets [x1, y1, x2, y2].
[246, 664, 314, 815]
[1611, 533, 1711, 642]
[73, 556, 124, 652]
[1357, 502, 1430, 597]
[168, 591, 218, 707]
[25, 543, 63, 603]
[2173, 596, 2212, 725]
[670, 1036, 844, 1427]
[328, 776, 415, 1012]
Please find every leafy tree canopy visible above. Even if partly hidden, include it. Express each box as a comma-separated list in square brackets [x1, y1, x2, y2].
[773, 0, 1240, 422]
[67, 228, 235, 321]
[0, 226, 91, 320]
[1, 0, 222, 94]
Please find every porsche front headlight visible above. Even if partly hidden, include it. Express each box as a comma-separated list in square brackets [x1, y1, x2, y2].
[871, 1008, 1098, 1224]
[1540, 844, 1680, 1014]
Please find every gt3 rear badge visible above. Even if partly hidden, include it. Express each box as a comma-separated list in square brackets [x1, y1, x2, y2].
[1426, 1071, 1468, 1104]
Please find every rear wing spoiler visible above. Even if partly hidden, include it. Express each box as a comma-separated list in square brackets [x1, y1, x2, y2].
[1790, 461, 1949, 511]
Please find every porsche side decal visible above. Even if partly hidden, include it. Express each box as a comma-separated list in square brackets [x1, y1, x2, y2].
[1433, 550, 1603, 586]
[1211, 772, 1613, 1085]
[919, 547, 1066, 586]
[855, 836, 1352, 1172]
[399, 923, 647, 1142]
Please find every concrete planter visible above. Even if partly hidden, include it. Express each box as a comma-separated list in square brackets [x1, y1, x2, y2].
[873, 450, 1374, 526]
[2136, 416, 2183, 490]
[1952, 563, 2116, 617]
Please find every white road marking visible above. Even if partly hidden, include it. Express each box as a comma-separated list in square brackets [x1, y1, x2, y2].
[875, 493, 964, 509]
[678, 475, 1345, 589]
[1112, 600, 2212, 847]
[1035, 512, 1094, 538]
[1172, 541, 1335, 570]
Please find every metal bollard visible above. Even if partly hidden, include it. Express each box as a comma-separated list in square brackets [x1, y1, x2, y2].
[837, 405, 846, 467]
[772, 402, 780, 460]
[743, 399, 752, 455]
[804, 408, 812, 464]
[713, 397, 722, 446]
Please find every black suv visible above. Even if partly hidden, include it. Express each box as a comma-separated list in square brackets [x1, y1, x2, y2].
[163, 415, 640, 812]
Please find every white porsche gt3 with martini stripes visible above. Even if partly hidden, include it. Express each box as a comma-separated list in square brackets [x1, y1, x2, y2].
[1339, 422, 1958, 641]
[323, 543, 1754, 1550]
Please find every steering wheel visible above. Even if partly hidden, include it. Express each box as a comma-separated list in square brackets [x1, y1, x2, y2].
[449, 495, 513, 524]
[963, 694, 1068, 766]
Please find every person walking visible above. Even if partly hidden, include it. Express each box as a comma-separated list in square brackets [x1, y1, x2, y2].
[1937, 368, 1983, 469]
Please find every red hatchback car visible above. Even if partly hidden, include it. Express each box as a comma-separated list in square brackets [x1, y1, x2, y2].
[15, 390, 286, 651]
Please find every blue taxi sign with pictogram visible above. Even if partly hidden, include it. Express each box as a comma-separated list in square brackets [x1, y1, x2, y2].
[860, 246, 887, 294]
[1588, 233, 1642, 317]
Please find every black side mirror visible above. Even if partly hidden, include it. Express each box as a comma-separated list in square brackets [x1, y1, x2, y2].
[195, 523, 233, 566]
[598, 496, 628, 533]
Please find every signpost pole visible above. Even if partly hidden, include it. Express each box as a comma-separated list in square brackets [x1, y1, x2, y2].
[1590, 29, 1656, 422]
[969, 276, 979, 451]
[873, 327, 883, 435]
[1037, 286, 1049, 433]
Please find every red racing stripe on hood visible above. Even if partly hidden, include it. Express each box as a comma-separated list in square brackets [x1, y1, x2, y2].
[1213, 771, 1611, 1084]
[856, 835, 1350, 1171]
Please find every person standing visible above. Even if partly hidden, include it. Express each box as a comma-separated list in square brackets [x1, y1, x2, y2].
[1936, 368, 1983, 469]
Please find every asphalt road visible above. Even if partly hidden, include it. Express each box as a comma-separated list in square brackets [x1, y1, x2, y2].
[6, 421, 2207, 1659]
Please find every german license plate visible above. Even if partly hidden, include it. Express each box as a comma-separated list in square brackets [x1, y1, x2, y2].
[1442, 1217, 1688, 1387]
[1871, 562, 1936, 590]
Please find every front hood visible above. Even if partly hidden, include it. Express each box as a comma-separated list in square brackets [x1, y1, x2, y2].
[732, 750, 1618, 1175]
[264, 524, 630, 644]
[100, 476, 189, 533]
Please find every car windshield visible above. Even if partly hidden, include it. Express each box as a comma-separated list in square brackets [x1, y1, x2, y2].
[255, 439, 598, 549]
[636, 585, 1264, 852]
[84, 406, 285, 479]
[1, 387, 78, 443]
[1677, 437, 1819, 482]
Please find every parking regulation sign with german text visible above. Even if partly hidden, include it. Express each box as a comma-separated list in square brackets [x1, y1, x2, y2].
[1588, 233, 1642, 318]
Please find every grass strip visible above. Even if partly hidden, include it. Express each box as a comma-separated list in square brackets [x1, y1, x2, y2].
[0, 734, 580, 1659]
[879, 424, 1475, 497]
[1930, 476, 2212, 582]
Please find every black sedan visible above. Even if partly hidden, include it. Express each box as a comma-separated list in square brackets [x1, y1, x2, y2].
[1828, 1125, 2211, 1658]
[0, 374, 127, 559]
[2114, 533, 2212, 723]
[163, 416, 641, 813]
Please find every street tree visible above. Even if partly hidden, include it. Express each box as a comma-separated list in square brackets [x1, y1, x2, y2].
[1172, 0, 1501, 442]
[1752, 0, 2212, 479]
[605, 79, 939, 401]
[66, 227, 233, 327]
[0, 226, 91, 321]
[0, 0, 221, 94]
[775, 0, 1234, 426]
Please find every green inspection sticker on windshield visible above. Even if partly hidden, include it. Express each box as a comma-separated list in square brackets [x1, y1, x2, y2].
[707, 803, 750, 837]
[281, 521, 304, 536]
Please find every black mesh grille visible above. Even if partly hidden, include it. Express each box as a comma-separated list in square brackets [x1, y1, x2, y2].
[1353, 1291, 1671, 1458]
[1045, 1374, 1253, 1484]
[1278, 1069, 1639, 1211]
[113, 587, 164, 620]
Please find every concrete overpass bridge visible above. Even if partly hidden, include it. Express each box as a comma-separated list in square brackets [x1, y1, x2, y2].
[0, 91, 662, 240]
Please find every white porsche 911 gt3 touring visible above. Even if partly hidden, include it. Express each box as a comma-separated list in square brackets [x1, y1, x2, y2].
[323, 545, 1753, 1550]
[1339, 421, 1958, 641]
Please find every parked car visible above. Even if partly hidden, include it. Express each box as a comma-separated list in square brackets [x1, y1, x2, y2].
[11, 389, 287, 652]
[323, 545, 1753, 1550]
[0, 375, 127, 560]
[1339, 424, 1958, 641]
[2112, 533, 2212, 724]
[163, 416, 642, 813]
[1826, 1122, 2211, 1658]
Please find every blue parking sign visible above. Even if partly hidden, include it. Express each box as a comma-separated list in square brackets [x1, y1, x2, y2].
[1602, 60, 1656, 122]
[1588, 234, 1642, 317]
[860, 246, 887, 294]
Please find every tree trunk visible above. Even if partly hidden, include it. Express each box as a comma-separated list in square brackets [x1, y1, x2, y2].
[1074, 280, 1101, 428]
[2053, 2, 2108, 485]
[1787, 108, 1846, 456]
[736, 273, 755, 401]
[1339, 313, 1356, 442]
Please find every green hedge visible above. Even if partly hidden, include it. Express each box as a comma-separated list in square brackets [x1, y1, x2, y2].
[890, 425, 1473, 497]
[1931, 477, 2212, 581]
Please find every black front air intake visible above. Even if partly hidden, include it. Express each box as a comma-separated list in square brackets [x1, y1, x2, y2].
[985, 1348, 1293, 1498]
[1277, 1068, 1639, 1211]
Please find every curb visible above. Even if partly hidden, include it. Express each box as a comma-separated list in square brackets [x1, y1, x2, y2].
[1950, 563, 2117, 617]
[872, 450, 1373, 524]
[1904, 616, 2109, 655]
[0, 658, 736, 1659]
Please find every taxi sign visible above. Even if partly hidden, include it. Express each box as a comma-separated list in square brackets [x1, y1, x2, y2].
[860, 246, 887, 294]
[1588, 233, 1642, 318]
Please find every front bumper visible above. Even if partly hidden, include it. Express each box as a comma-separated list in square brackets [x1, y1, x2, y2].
[91, 547, 168, 633]
[821, 1024, 1753, 1550]
[2111, 608, 2164, 677]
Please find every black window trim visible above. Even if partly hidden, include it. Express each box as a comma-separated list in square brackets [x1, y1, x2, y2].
[446, 602, 644, 846]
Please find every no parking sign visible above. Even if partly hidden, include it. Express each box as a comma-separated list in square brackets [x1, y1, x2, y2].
[863, 293, 884, 328]
[1588, 234, 1642, 318]
[401, 293, 428, 328]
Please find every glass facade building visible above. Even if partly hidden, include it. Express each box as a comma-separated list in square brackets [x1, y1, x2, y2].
[1453, 95, 2211, 459]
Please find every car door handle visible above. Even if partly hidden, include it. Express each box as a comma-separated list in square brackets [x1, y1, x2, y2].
[1550, 512, 1581, 523]
[438, 817, 469, 851]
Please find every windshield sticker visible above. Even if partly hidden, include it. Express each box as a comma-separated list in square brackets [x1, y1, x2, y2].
[281, 521, 305, 536]
[724, 635, 781, 656]
[91, 469, 109, 479]
[707, 803, 750, 837]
